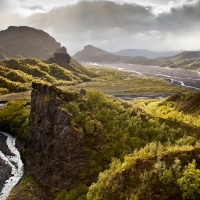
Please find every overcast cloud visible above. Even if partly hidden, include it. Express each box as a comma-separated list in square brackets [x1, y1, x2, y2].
[0, 0, 200, 54]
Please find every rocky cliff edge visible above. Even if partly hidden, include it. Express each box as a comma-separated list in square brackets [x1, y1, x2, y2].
[26, 82, 85, 190]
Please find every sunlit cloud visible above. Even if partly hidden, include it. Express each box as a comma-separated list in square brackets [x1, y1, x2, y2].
[0, 0, 200, 53]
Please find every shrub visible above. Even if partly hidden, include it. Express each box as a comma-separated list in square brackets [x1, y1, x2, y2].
[177, 160, 200, 200]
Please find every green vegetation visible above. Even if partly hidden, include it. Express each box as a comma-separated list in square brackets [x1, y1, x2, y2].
[131, 93, 200, 127]
[0, 58, 92, 93]
[145, 52, 200, 70]
[87, 145, 200, 200]
[1, 62, 199, 200]
[7, 176, 57, 200]
[71, 65, 188, 95]
[0, 99, 30, 139]
[63, 89, 200, 199]
[3, 85, 200, 199]
[56, 185, 88, 200]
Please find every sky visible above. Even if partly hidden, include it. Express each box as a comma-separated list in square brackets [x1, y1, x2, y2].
[0, 0, 200, 54]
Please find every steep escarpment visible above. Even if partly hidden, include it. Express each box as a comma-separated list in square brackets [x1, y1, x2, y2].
[26, 82, 86, 189]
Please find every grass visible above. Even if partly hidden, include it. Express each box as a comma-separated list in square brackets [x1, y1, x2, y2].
[69, 64, 190, 95]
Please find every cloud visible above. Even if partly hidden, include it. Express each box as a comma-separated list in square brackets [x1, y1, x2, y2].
[0, 0, 17, 14]
[0, 0, 200, 53]
[26, 1, 155, 33]
[23, 5, 46, 11]
[156, 1, 200, 32]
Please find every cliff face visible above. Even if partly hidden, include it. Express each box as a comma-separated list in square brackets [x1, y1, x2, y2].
[26, 83, 85, 189]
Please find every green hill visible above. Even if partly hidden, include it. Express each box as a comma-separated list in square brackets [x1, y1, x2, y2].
[0, 57, 92, 94]
[166, 92, 200, 115]
[88, 146, 200, 200]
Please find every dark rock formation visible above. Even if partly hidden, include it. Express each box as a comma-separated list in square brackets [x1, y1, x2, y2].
[55, 46, 68, 54]
[26, 82, 84, 189]
[0, 132, 12, 193]
[48, 46, 71, 64]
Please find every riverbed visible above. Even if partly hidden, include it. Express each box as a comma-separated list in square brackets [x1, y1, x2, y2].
[85, 62, 200, 90]
[0, 131, 24, 200]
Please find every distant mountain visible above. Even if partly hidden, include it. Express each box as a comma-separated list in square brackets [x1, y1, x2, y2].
[159, 51, 200, 69]
[73, 45, 200, 70]
[0, 26, 61, 60]
[73, 45, 153, 64]
[114, 49, 182, 58]
[172, 51, 200, 60]
[73, 45, 129, 62]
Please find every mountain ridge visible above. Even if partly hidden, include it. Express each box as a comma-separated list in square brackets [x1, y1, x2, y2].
[0, 26, 61, 60]
[73, 45, 128, 62]
[114, 49, 182, 58]
[73, 45, 200, 70]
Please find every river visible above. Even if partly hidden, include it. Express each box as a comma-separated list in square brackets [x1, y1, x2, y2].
[85, 62, 200, 90]
[0, 131, 24, 200]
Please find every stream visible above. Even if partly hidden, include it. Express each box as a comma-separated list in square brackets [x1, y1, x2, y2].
[85, 62, 200, 91]
[0, 131, 24, 200]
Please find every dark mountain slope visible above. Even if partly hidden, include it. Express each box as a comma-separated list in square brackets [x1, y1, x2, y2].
[73, 45, 130, 63]
[0, 26, 61, 59]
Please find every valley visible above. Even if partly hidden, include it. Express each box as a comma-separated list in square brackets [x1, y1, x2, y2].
[0, 25, 200, 200]
[84, 62, 200, 91]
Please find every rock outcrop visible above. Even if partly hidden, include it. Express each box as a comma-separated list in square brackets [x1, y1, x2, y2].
[26, 82, 85, 189]
[51, 46, 71, 63]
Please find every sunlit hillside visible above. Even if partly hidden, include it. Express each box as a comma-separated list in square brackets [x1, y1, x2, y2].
[0, 58, 92, 94]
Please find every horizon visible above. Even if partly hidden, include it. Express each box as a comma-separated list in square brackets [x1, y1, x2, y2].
[0, 0, 200, 54]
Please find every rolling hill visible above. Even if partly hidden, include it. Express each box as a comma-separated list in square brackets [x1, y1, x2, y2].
[0, 26, 61, 60]
[0, 49, 92, 94]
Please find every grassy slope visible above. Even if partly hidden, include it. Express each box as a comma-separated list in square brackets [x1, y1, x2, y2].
[131, 92, 200, 127]
[137, 51, 200, 70]
[0, 58, 92, 94]
[88, 146, 200, 200]
[70, 64, 189, 95]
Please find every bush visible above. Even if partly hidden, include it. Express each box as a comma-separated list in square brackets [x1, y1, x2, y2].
[177, 160, 200, 200]
[56, 185, 88, 200]
[0, 100, 30, 139]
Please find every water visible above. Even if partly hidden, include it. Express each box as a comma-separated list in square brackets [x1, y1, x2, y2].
[87, 62, 200, 90]
[0, 132, 24, 200]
